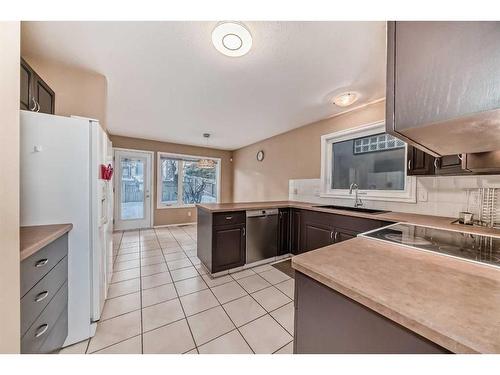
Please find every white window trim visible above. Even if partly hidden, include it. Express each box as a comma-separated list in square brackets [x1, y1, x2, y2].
[157, 151, 221, 209]
[320, 121, 417, 203]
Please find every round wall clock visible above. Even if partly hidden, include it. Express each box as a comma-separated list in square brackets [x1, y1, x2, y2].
[256, 150, 265, 162]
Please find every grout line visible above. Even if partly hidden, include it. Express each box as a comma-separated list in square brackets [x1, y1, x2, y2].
[138, 229, 145, 354]
[153, 226, 199, 351]
[87, 333, 142, 354]
[272, 339, 294, 354]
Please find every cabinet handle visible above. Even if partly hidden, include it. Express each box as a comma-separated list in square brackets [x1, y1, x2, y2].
[225, 216, 233, 220]
[408, 159, 412, 171]
[29, 97, 37, 111]
[35, 101, 40, 112]
[457, 154, 463, 161]
[334, 232, 339, 241]
[35, 324, 48, 338]
[35, 259, 48, 268]
[330, 231, 334, 239]
[242, 228, 245, 236]
[434, 159, 439, 169]
[34, 291, 49, 302]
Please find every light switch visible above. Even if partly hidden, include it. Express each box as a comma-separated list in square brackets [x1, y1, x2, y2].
[34, 145, 43, 152]
[418, 188, 428, 202]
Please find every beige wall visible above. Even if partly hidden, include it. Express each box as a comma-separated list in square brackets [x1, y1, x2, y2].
[232, 101, 386, 202]
[110, 135, 233, 226]
[21, 55, 108, 130]
[0, 21, 21, 353]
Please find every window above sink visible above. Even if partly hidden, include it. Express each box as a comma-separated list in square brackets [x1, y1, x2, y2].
[320, 121, 417, 203]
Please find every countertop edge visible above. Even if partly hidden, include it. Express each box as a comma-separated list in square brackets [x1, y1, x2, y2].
[20, 224, 73, 262]
[291, 256, 479, 354]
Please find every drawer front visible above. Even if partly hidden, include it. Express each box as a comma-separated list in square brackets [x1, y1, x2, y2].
[213, 211, 246, 226]
[21, 281, 68, 354]
[21, 256, 68, 336]
[21, 234, 68, 297]
[38, 306, 68, 354]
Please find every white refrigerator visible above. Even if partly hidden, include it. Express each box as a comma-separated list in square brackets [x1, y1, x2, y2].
[20, 110, 114, 346]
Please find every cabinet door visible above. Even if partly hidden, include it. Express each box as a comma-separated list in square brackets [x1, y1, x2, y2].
[302, 222, 334, 253]
[20, 60, 33, 110]
[435, 154, 470, 175]
[278, 209, 290, 255]
[334, 228, 357, 243]
[291, 209, 301, 255]
[407, 145, 435, 176]
[212, 225, 245, 273]
[33, 75, 55, 114]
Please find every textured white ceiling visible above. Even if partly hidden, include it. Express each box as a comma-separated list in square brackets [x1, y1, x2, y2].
[21, 21, 386, 150]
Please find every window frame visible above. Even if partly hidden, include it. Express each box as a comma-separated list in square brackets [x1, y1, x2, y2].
[320, 121, 416, 203]
[157, 152, 222, 209]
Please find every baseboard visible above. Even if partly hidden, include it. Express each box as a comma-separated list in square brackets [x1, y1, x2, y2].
[153, 222, 197, 228]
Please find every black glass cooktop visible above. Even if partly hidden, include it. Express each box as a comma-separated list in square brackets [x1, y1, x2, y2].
[361, 223, 500, 269]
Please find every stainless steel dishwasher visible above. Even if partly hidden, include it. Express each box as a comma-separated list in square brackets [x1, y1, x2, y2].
[246, 209, 279, 264]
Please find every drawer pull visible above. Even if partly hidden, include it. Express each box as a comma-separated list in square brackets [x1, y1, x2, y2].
[225, 216, 233, 220]
[35, 324, 48, 338]
[35, 259, 49, 268]
[35, 291, 49, 302]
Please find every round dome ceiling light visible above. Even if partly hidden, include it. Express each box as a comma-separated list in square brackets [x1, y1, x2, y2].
[332, 92, 359, 107]
[212, 22, 252, 57]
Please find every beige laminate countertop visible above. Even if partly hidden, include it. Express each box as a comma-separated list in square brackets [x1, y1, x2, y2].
[20, 224, 73, 262]
[197, 201, 500, 238]
[292, 237, 500, 354]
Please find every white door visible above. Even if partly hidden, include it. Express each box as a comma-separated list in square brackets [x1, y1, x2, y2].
[114, 149, 153, 230]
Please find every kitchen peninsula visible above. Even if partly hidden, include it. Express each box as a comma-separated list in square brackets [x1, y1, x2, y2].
[197, 201, 500, 354]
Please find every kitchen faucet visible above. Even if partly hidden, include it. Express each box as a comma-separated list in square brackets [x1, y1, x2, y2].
[349, 182, 363, 208]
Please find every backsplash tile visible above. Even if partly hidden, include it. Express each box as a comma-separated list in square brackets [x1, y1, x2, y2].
[289, 175, 500, 219]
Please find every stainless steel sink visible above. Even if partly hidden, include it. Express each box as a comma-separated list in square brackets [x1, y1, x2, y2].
[313, 205, 389, 215]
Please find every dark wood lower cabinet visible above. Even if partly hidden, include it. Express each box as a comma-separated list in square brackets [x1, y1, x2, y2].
[277, 208, 290, 255]
[197, 209, 247, 274]
[294, 271, 449, 354]
[198, 206, 391, 272]
[212, 224, 246, 273]
[290, 209, 301, 255]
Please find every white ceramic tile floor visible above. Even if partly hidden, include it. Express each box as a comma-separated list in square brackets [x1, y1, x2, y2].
[61, 224, 295, 354]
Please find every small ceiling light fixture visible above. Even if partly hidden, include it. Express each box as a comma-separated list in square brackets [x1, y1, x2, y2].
[332, 92, 359, 107]
[198, 133, 216, 169]
[212, 22, 252, 57]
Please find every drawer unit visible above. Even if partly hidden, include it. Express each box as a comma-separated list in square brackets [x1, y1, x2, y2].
[213, 211, 246, 226]
[21, 234, 68, 296]
[20, 231, 69, 354]
[21, 256, 68, 336]
[21, 281, 68, 354]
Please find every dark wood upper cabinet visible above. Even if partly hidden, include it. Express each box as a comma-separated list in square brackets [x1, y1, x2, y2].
[406, 145, 435, 176]
[278, 208, 290, 256]
[20, 58, 55, 114]
[386, 21, 500, 156]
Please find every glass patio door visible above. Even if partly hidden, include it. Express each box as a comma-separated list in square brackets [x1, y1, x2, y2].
[114, 149, 152, 230]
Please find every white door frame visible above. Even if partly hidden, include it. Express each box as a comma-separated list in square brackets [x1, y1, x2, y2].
[113, 148, 154, 230]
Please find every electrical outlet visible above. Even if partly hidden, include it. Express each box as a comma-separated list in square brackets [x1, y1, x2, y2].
[187, 211, 192, 217]
[418, 188, 428, 202]
[293, 188, 298, 195]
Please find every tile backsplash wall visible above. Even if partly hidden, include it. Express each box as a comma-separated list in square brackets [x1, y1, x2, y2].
[289, 175, 500, 219]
